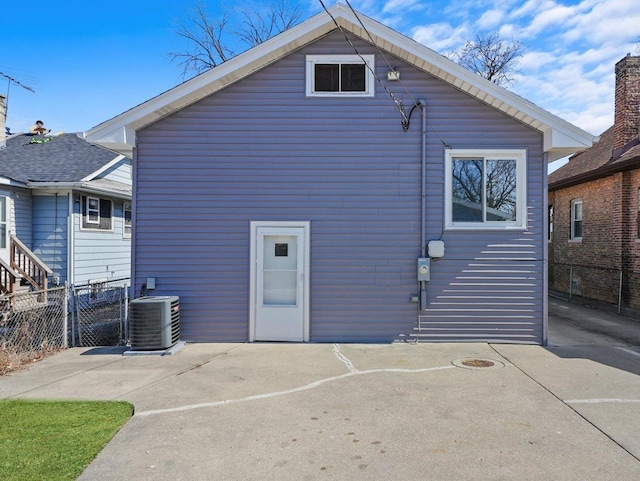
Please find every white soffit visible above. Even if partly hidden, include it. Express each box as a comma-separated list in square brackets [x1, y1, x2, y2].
[84, 3, 594, 160]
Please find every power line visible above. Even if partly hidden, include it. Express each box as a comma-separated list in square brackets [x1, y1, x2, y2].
[317, 0, 410, 130]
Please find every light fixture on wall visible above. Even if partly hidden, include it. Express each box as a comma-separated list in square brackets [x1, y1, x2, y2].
[387, 68, 400, 81]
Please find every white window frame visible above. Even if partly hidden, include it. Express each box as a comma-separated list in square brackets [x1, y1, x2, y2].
[570, 199, 583, 241]
[123, 202, 132, 239]
[86, 196, 100, 225]
[306, 54, 375, 97]
[444, 149, 527, 230]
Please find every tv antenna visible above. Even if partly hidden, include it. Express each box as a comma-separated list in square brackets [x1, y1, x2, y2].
[0, 71, 36, 122]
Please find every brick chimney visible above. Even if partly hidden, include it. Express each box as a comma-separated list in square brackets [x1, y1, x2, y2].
[613, 55, 640, 156]
[0, 95, 6, 149]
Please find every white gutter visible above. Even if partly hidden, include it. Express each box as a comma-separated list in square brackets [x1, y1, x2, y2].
[27, 181, 131, 200]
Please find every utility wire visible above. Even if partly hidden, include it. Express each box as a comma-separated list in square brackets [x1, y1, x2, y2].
[342, 0, 451, 146]
[320, 1, 451, 146]
[317, 0, 409, 130]
[343, 0, 419, 109]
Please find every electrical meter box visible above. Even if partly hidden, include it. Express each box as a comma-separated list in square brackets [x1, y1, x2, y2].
[417, 257, 431, 281]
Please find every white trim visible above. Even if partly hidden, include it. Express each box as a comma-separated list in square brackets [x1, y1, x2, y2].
[80, 155, 127, 182]
[123, 201, 132, 239]
[570, 198, 583, 241]
[305, 54, 375, 97]
[83, 4, 594, 160]
[444, 149, 527, 230]
[86, 196, 100, 224]
[80, 196, 114, 232]
[249, 221, 310, 342]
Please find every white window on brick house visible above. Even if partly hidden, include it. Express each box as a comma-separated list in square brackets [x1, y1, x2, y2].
[306, 55, 375, 97]
[548, 204, 553, 242]
[570, 199, 583, 241]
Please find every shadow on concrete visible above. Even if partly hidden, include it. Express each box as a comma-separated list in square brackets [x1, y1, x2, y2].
[547, 295, 640, 376]
[80, 346, 129, 356]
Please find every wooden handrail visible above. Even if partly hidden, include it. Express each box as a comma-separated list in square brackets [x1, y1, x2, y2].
[0, 257, 19, 295]
[10, 235, 52, 292]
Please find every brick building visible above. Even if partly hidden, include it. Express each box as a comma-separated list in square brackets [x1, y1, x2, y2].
[549, 55, 640, 311]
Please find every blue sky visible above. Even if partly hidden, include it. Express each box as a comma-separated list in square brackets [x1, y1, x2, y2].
[3, 0, 639, 151]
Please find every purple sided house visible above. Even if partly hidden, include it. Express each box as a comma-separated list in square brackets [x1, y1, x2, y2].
[85, 4, 594, 344]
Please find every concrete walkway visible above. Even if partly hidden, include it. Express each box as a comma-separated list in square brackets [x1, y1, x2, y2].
[1, 299, 639, 480]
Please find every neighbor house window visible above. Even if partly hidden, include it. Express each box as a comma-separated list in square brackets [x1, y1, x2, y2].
[82, 196, 113, 230]
[87, 197, 100, 224]
[445, 149, 527, 229]
[306, 55, 375, 97]
[123, 202, 132, 238]
[570, 199, 583, 241]
[637, 188, 640, 239]
[548, 204, 553, 242]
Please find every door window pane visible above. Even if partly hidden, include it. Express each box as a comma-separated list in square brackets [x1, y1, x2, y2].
[262, 234, 298, 305]
[263, 271, 297, 305]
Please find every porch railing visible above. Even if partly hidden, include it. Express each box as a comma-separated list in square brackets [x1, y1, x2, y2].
[10, 235, 52, 292]
[0, 257, 20, 295]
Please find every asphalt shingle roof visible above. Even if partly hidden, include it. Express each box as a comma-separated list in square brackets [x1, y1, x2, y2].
[549, 126, 640, 190]
[0, 133, 120, 183]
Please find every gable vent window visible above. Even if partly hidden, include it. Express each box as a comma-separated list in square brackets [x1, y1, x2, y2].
[82, 196, 113, 231]
[306, 55, 375, 97]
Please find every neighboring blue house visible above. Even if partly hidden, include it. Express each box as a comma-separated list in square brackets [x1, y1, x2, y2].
[86, 4, 594, 344]
[0, 130, 131, 293]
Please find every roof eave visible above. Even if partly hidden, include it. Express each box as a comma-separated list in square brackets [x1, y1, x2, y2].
[27, 181, 132, 199]
[84, 3, 595, 159]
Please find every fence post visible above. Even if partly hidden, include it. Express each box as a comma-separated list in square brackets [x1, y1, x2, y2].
[569, 265, 573, 302]
[63, 283, 69, 348]
[70, 284, 77, 348]
[618, 270, 623, 315]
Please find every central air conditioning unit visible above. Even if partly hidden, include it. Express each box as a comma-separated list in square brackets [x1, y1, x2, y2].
[129, 296, 180, 350]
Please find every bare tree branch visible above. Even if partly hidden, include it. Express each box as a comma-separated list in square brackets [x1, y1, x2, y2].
[170, 0, 302, 79]
[450, 32, 525, 87]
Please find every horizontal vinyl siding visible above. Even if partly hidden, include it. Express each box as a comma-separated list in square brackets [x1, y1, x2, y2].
[73, 198, 131, 284]
[12, 189, 32, 247]
[136, 31, 545, 343]
[32, 194, 68, 282]
[99, 160, 132, 185]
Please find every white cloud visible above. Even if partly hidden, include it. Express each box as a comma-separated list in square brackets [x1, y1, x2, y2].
[477, 9, 505, 30]
[412, 22, 470, 52]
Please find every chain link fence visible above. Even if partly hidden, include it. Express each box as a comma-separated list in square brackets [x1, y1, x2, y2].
[0, 286, 68, 375]
[550, 262, 640, 315]
[70, 278, 130, 348]
[0, 279, 131, 375]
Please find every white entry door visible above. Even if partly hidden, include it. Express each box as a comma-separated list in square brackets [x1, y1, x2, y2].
[251, 222, 309, 342]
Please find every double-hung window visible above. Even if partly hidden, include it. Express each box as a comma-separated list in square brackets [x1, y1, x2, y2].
[123, 202, 132, 238]
[82, 196, 113, 231]
[570, 199, 583, 241]
[306, 55, 375, 97]
[445, 149, 527, 229]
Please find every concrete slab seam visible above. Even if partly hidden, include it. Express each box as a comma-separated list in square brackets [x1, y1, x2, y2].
[565, 399, 640, 404]
[5, 356, 129, 400]
[490, 344, 640, 464]
[134, 365, 455, 418]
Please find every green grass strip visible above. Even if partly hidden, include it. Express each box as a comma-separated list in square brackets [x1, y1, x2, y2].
[0, 399, 133, 481]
